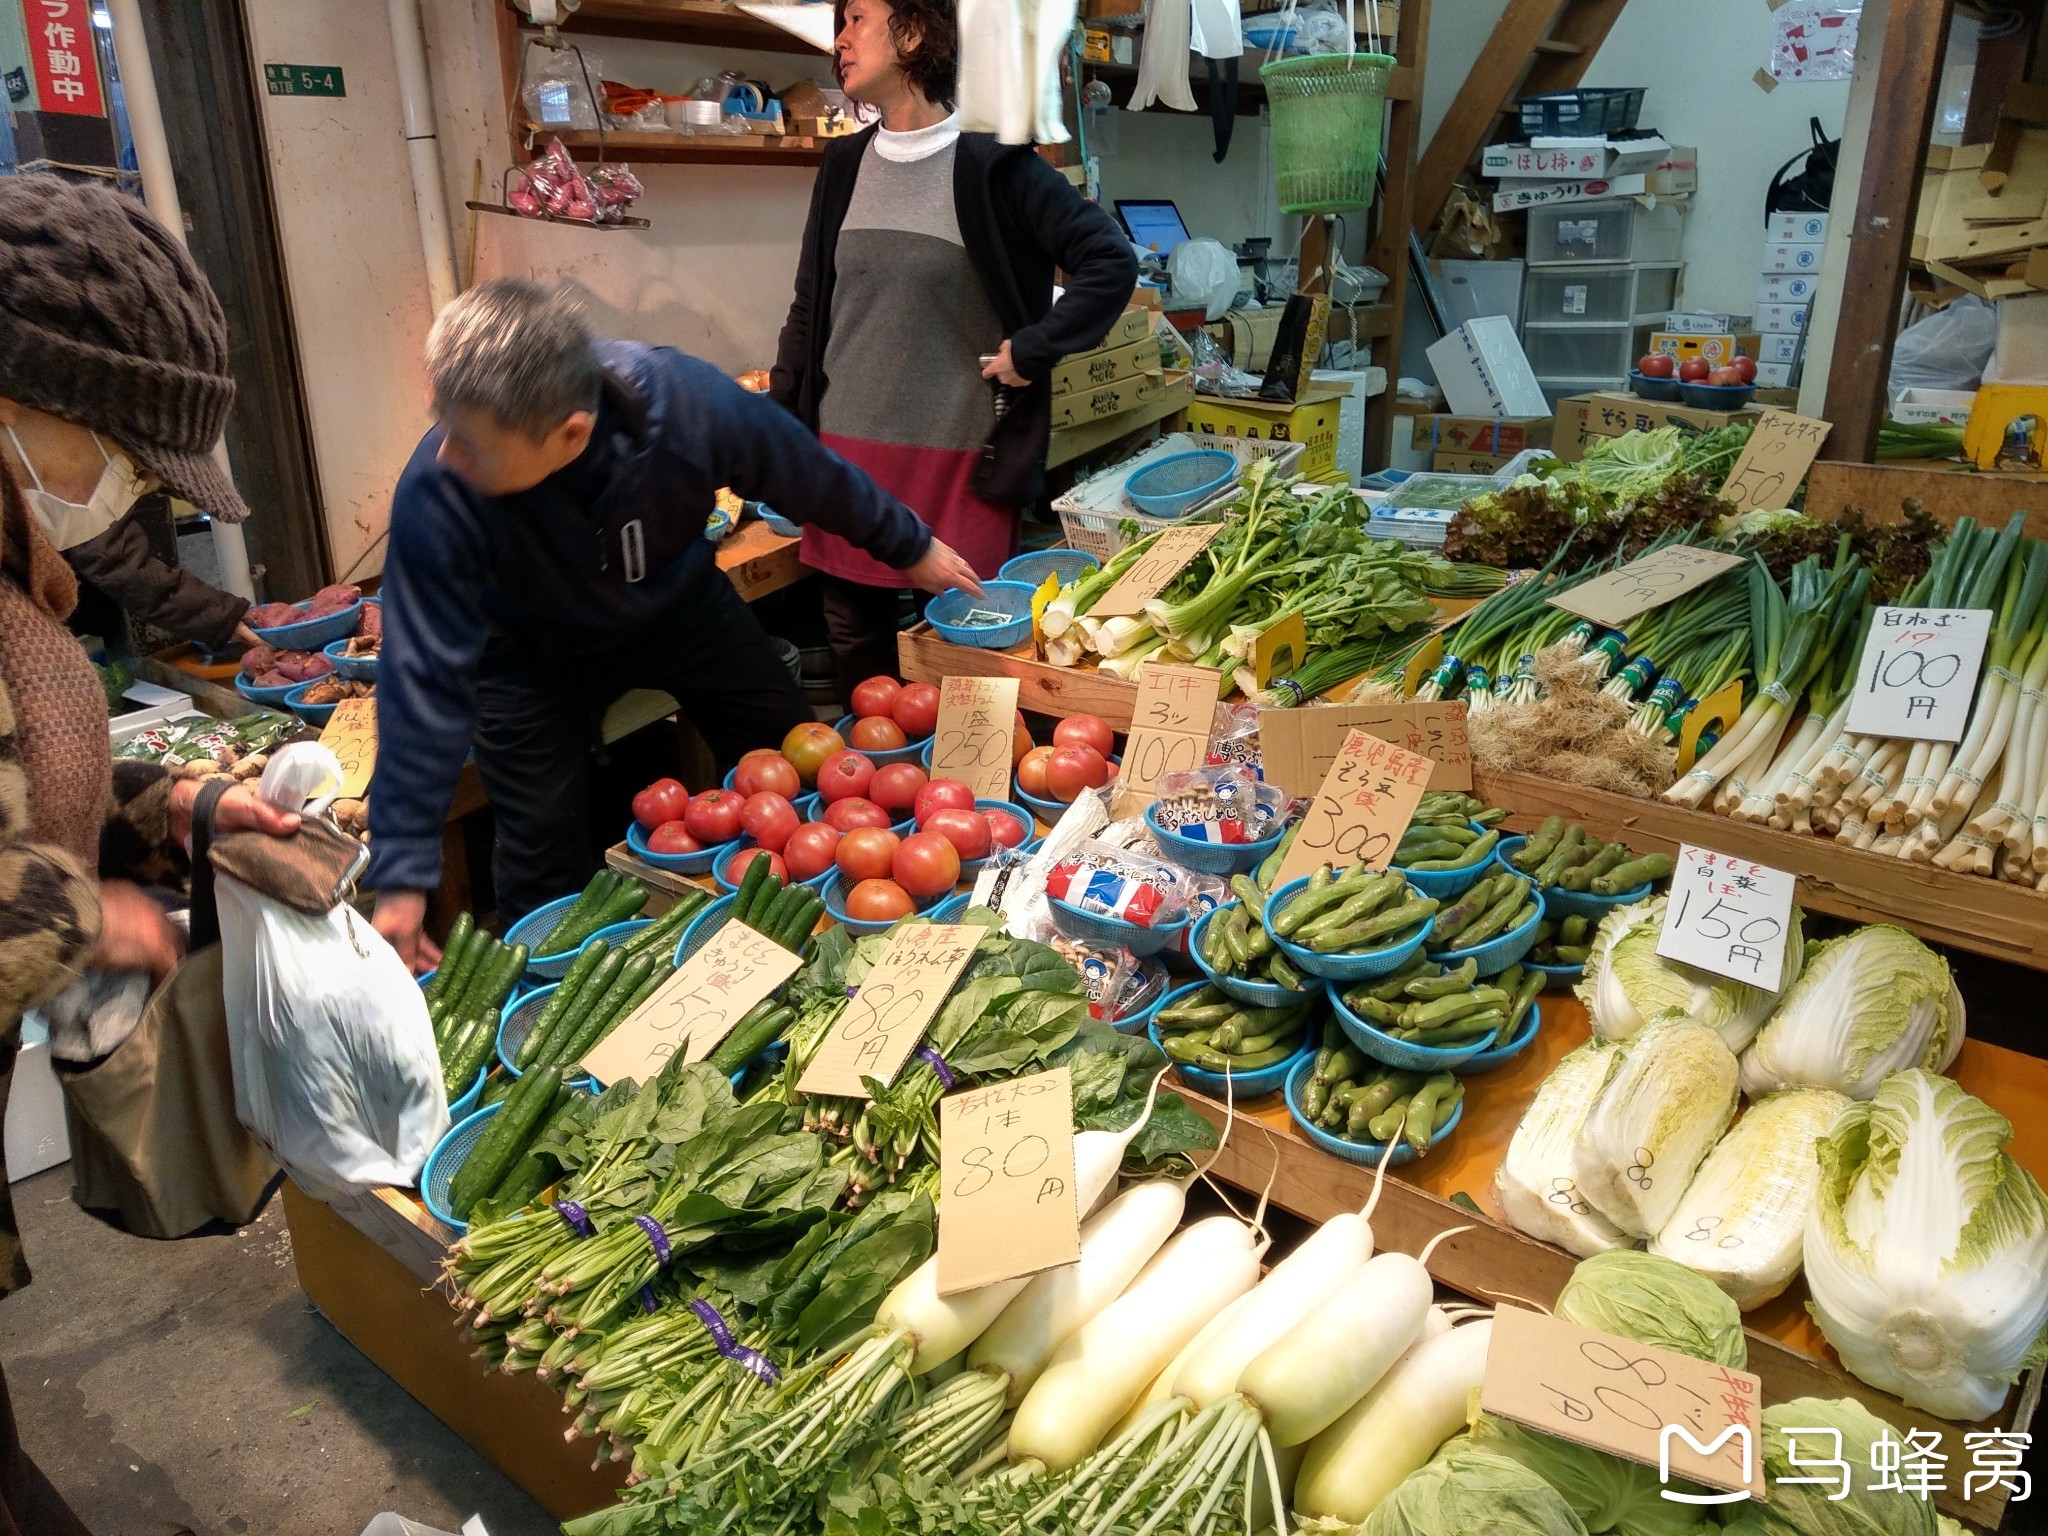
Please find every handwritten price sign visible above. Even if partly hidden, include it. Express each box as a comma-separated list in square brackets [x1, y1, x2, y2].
[1718, 410, 1832, 516]
[1273, 728, 1434, 889]
[1844, 605, 1994, 744]
[320, 697, 378, 799]
[1258, 701, 1471, 800]
[1655, 844, 1797, 990]
[1549, 545, 1746, 631]
[797, 922, 982, 1099]
[1091, 523, 1227, 618]
[1115, 661, 1220, 812]
[581, 921, 802, 1087]
[937, 1067, 1081, 1294]
[932, 676, 1020, 802]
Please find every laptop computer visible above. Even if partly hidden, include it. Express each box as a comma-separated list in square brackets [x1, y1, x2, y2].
[1114, 198, 1194, 257]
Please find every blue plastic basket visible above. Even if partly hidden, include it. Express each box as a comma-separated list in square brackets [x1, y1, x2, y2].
[1395, 821, 1499, 901]
[234, 672, 302, 706]
[1282, 1055, 1464, 1167]
[1189, 905, 1314, 1006]
[960, 800, 1035, 879]
[1048, 893, 1190, 959]
[824, 871, 946, 937]
[832, 715, 931, 767]
[1456, 1000, 1542, 1076]
[282, 679, 343, 727]
[925, 582, 1037, 649]
[507, 893, 585, 980]
[1326, 980, 1500, 1071]
[1000, 548, 1100, 588]
[1262, 875, 1433, 981]
[322, 637, 378, 682]
[1492, 834, 1651, 919]
[448, 1066, 487, 1119]
[674, 894, 737, 964]
[1125, 450, 1236, 518]
[1149, 984, 1313, 1098]
[1144, 804, 1285, 877]
[589, 917, 653, 952]
[421, 1103, 499, 1232]
[251, 597, 363, 650]
[1525, 957, 1586, 988]
[930, 893, 973, 922]
[1429, 878, 1544, 975]
[497, 984, 553, 1076]
[1010, 753, 1121, 823]
[1107, 970, 1173, 1036]
[625, 819, 732, 876]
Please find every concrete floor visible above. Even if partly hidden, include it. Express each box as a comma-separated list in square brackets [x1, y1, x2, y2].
[0, 1166, 556, 1536]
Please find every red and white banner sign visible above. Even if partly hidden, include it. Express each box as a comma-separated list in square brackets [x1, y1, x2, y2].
[22, 0, 106, 116]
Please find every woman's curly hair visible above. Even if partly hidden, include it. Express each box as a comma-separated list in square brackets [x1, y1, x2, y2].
[837, 0, 958, 107]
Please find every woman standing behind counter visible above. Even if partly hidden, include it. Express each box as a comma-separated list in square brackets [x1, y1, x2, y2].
[771, 0, 1137, 701]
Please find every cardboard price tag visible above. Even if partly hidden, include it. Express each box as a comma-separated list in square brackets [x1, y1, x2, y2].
[320, 697, 379, 800]
[797, 922, 983, 1099]
[932, 676, 1019, 801]
[580, 921, 802, 1086]
[1718, 410, 1832, 516]
[1258, 701, 1472, 800]
[1091, 522, 1227, 618]
[1843, 605, 1995, 744]
[1273, 728, 1434, 888]
[1655, 844, 1798, 990]
[1548, 546, 1746, 631]
[1115, 662, 1221, 811]
[936, 1066, 1081, 1295]
[1483, 1307, 1765, 1501]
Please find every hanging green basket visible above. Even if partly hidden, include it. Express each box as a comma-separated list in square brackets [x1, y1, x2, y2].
[1260, 51, 1393, 215]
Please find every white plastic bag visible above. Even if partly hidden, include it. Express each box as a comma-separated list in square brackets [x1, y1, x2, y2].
[1889, 294, 1998, 404]
[218, 746, 447, 1199]
[1170, 237, 1241, 321]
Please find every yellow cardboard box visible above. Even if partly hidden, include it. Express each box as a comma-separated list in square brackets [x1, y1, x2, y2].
[1648, 332, 1763, 365]
[1186, 383, 1348, 482]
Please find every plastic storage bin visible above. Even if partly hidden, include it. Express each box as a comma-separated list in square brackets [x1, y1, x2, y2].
[1526, 201, 1683, 267]
[1516, 86, 1644, 136]
[1520, 323, 1653, 384]
[1523, 266, 1679, 326]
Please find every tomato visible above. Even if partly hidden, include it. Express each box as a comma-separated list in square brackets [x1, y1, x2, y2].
[893, 831, 961, 898]
[632, 777, 689, 832]
[1678, 357, 1711, 383]
[1637, 352, 1676, 379]
[849, 676, 902, 719]
[848, 716, 908, 753]
[740, 791, 800, 852]
[1731, 355, 1758, 384]
[1013, 711, 1034, 764]
[723, 846, 787, 886]
[846, 877, 915, 922]
[1707, 365, 1743, 387]
[822, 796, 892, 832]
[892, 681, 940, 738]
[923, 807, 993, 860]
[733, 749, 801, 800]
[647, 821, 702, 856]
[914, 778, 977, 822]
[782, 822, 842, 882]
[684, 788, 745, 844]
[816, 749, 877, 804]
[781, 721, 846, 785]
[1016, 745, 1057, 798]
[1046, 745, 1111, 803]
[1052, 714, 1115, 757]
[836, 827, 901, 882]
[870, 762, 928, 813]
[984, 808, 1028, 848]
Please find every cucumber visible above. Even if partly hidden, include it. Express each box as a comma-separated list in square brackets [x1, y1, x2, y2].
[476, 941, 529, 1017]
[538, 871, 620, 958]
[450, 1066, 562, 1220]
[440, 1015, 487, 1097]
[430, 923, 484, 1021]
[776, 891, 822, 951]
[425, 912, 474, 1005]
[732, 855, 773, 926]
[588, 877, 650, 936]
[518, 941, 609, 1068]
[553, 952, 658, 1070]
[538, 949, 625, 1069]
[445, 1009, 500, 1099]
[480, 1071, 519, 1108]
[444, 935, 505, 1023]
[473, 1092, 574, 1220]
[706, 1002, 790, 1075]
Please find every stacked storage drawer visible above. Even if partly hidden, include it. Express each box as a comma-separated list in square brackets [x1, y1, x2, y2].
[1520, 200, 1685, 408]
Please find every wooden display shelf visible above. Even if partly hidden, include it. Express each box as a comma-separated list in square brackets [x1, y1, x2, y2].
[553, 128, 825, 167]
[715, 513, 807, 600]
[1181, 990, 2046, 1531]
[899, 623, 1143, 727]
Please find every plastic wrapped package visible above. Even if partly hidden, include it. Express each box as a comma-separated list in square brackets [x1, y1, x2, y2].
[1047, 841, 1192, 927]
[1208, 702, 1263, 777]
[1152, 764, 1290, 844]
[521, 48, 608, 131]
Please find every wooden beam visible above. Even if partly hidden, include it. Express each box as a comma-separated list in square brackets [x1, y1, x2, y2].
[1365, 0, 1429, 471]
[1820, 0, 1958, 462]
[1516, 0, 1628, 97]
[1412, 0, 1565, 238]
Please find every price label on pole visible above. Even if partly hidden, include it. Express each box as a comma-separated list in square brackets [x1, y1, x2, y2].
[1114, 661, 1221, 812]
[581, 921, 803, 1086]
[937, 1067, 1081, 1295]
[1272, 728, 1434, 889]
[1090, 522, 1228, 618]
[797, 922, 983, 1099]
[1655, 844, 1797, 989]
[321, 697, 379, 799]
[1483, 1307, 1765, 1500]
[1717, 410, 1832, 516]
[1547, 546, 1747, 631]
[1258, 701, 1471, 799]
[1843, 605, 1994, 743]
[931, 676, 1019, 801]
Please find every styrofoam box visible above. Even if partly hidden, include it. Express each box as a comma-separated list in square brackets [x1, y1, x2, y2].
[1665, 311, 1752, 334]
[1892, 387, 1974, 426]
[7, 1022, 68, 1180]
[1757, 334, 1802, 364]
[1761, 242, 1825, 274]
[1425, 316, 1550, 418]
[1757, 302, 1809, 335]
[1768, 212, 1829, 243]
[1756, 362, 1794, 388]
[1312, 368, 1387, 486]
[1758, 272, 1820, 304]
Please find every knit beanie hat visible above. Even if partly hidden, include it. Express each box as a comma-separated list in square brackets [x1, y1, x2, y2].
[0, 174, 248, 523]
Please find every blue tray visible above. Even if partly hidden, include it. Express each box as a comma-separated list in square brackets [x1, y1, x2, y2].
[234, 672, 302, 706]
[251, 597, 363, 650]
[625, 819, 731, 876]
[674, 894, 737, 964]
[925, 582, 1036, 649]
[282, 679, 344, 727]
[1126, 450, 1235, 518]
[1326, 980, 1500, 1071]
[1000, 548, 1099, 588]
[1428, 879, 1544, 975]
[1395, 821, 1499, 901]
[1456, 1000, 1542, 1075]
[448, 1065, 487, 1119]
[714, 844, 833, 895]
[421, 1103, 499, 1232]
[1491, 834, 1652, 919]
[1282, 1055, 1464, 1167]
[1188, 905, 1314, 1006]
[823, 871, 945, 937]
[1048, 893, 1190, 959]
[1149, 983, 1313, 1098]
[832, 715, 930, 767]
[1144, 804, 1285, 877]
[322, 637, 378, 682]
[506, 893, 586, 980]
[1263, 875, 1433, 982]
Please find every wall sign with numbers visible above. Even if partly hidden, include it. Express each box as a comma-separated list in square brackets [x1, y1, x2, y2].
[797, 922, 982, 1099]
[263, 63, 347, 96]
[1844, 606, 1994, 744]
[1273, 728, 1434, 888]
[1717, 411, 1832, 516]
[936, 1067, 1081, 1294]
[1655, 845, 1797, 990]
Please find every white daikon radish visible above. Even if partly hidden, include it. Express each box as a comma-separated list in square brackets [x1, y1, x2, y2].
[1293, 1318, 1494, 1525]
[1074, 1067, 1170, 1218]
[1107, 1289, 1259, 1442]
[969, 1176, 1188, 1401]
[1248, 1439, 1307, 1531]
[877, 1259, 1036, 1375]
[1007, 1216, 1265, 1472]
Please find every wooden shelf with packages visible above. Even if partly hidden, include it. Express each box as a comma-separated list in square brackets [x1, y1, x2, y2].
[552, 128, 827, 168]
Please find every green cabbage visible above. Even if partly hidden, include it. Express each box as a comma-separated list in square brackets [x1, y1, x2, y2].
[1574, 1015, 1740, 1239]
[1361, 1439, 1590, 1536]
[1804, 1068, 2048, 1420]
[1648, 1088, 1851, 1311]
[1713, 1398, 1938, 1536]
[1496, 1040, 1631, 1258]
[1739, 926, 1962, 1100]
[1578, 896, 1804, 1053]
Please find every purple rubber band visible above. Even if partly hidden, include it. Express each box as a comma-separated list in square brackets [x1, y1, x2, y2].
[552, 1200, 594, 1239]
[914, 1044, 956, 1090]
[691, 1298, 782, 1384]
[638, 1286, 661, 1315]
[634, 1214, 673, 1266]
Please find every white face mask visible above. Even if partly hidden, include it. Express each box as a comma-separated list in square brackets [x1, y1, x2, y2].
[5, 426, 154, 551]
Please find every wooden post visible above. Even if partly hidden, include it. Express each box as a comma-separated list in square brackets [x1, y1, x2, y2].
[1365, 0, 1430, 471]
[1298, 215, 1330, 295]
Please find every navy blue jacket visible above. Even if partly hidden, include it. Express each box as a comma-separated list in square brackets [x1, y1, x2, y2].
[365, 341, 933, 894]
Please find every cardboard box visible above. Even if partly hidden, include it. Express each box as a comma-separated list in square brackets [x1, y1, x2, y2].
[1757, 333, 1802, 365]
[1482, 135, 1677, 180]
[1553, 391, 1765, 462]
[1665, 311, 1752, 334]
[1049, 336, 1158, 398]
[1434, 450, 1520, 475]
[1098, 307, 1155, 349]
[1048, 369, 1169, 428]
[1755, 362, 1794, 388]
[1758, 273, 1820, 304]
[1892, 387, 1974, 426]
[1410, 413, 1552, 456]
[1757, 302, 1809, 335]
[1081, 27, 1133, 62]
[1491, 167, 1696, 211]
[1186, 383, 1349, 482]
[1425, 317, 1549, 418]
[1768, 211, 1830, 243]
[1648, 332, 1761, 365]
[1761, 242, 1826, 274]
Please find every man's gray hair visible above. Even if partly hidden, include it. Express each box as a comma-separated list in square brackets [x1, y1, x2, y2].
[426, 278, 603, 437]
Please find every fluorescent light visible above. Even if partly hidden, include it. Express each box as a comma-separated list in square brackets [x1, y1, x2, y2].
[92, 7, 112, 25]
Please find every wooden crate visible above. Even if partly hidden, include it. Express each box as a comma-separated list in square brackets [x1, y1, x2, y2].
[898, 624, 1144, 728]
